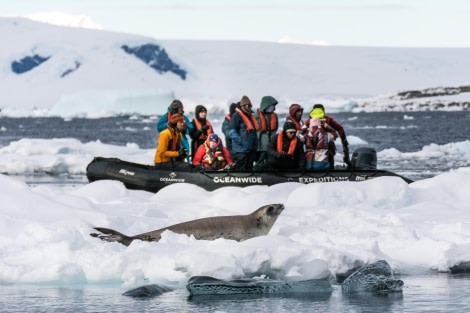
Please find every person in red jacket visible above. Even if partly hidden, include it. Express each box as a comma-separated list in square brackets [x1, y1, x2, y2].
[286, 103, 306, 131]
[306, 104, 352, 169]
[305, 117, 337, 170]
[286, 103, 307, 143]
[192, 134, 234, 171]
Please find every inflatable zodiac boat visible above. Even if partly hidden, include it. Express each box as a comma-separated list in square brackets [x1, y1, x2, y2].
[86, 147, 413, 193]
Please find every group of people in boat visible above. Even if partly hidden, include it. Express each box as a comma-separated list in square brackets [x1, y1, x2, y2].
[153, 95, 351, 171]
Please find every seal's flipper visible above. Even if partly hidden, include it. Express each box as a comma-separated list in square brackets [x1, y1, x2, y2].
[90, 227, 134, 246]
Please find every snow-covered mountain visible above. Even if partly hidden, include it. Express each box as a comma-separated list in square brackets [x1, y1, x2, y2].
[1, 17, 469, 117]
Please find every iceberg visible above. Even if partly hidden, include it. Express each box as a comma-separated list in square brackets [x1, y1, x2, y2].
[48, 88, 174, 118]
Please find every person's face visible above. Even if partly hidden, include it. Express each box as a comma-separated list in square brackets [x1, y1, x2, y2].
[242, 103, 252, 113]
[286, 130, 296, 139]
[199, 110, 207, 119]
[209, 141, 217, 149]
[295, 110, 302, 119]
[176, 120, 186, 130]
[177, 106, 184, 114]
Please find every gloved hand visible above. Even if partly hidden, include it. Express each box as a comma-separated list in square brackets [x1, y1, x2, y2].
[280, 152, 291, 160]
[200, 125, 209, 133]
[343, 145, 352, 168]
[178, 147, 187, 158]
[224, 164, 233, 170]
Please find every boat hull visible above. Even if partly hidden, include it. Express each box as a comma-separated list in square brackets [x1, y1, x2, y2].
[86, 157, 413, 193]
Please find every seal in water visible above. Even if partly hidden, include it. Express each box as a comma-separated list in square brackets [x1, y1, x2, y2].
[90, 203, 284, 246]
[341, 260, 404, 294]
[122, 284, 173, 298]
[186, 275, 333, 296]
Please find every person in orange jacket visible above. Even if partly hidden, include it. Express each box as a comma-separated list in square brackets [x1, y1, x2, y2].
[154, 114, 190, 168]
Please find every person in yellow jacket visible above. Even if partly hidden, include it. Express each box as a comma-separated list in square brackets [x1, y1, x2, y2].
[154, 114, 190, 168]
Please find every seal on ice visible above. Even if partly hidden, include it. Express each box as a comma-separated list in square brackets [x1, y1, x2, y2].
[90, 203, 284, 246]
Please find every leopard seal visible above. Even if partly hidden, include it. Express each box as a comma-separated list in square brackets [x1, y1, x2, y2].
[90, 203, 284, 246]
[341, 260, 404, 294]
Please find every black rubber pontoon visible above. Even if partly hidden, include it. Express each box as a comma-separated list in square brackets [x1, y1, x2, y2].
[86, 148, 413, 193]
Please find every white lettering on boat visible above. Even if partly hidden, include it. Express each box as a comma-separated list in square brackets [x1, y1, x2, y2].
[298, 175, 373, 183]
[213, 176, 263, 184]
[298, 176, 350, 183]
[119, 169, 135, 176]
[160, 177, 186, 183]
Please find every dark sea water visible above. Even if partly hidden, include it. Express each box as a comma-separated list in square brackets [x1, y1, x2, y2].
[1, 111, 469, 181]
[2, 111, 469, 152]
[2, 274, 470, 313]
[1, 111, 470, 312]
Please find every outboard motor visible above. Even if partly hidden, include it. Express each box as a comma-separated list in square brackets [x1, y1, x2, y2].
[351, 147, 377, 170]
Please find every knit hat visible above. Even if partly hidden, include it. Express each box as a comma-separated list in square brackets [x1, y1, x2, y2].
[209, 134, 218, 142]
[309, 107, 325, 119]
[170, 113, 184, 124]
[195, 104, 207, 114]
[283, 121, 297, 133]
[240, 95, 252, 107]
[170, 99, 183, 111]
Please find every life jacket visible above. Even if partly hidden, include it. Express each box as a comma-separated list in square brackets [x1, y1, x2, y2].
[225, 114, 231, 121]
[167, 125, 182, 151]
[310, 127, 330, 150]
[201, 139, 226, 169]
[235, 108, 259, 131]
[277, 131, 298, 156]
[193, 118, 213, 139]
[287, 116, 304, 131]
[257, 109, 277, 132]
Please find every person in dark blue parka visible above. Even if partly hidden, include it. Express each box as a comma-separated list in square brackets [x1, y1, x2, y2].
[228, 95, 259, 171]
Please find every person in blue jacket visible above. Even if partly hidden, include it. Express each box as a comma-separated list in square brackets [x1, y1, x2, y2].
[156, 99, 193, 161]
[228, 95, 259, 171]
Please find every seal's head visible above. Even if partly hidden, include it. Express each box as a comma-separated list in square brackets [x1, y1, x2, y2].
[250, 203, 284, 233]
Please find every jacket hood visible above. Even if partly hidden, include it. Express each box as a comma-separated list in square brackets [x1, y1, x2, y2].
[288, 104, 303, 118]
[195, 104, 207, 122]
[259, 96, 278, 112]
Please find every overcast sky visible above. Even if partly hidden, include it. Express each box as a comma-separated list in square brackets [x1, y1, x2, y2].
[2, 0, 470, 47]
